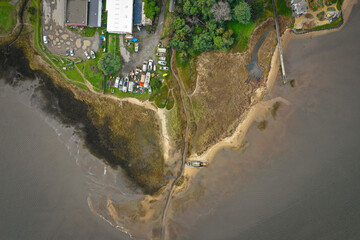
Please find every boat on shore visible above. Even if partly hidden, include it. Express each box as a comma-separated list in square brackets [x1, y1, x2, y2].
[186, 161, 208, 168]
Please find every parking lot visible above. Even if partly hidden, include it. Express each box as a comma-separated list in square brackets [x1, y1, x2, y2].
[42, 0, 99, 59]
[121, 0, 167, 74]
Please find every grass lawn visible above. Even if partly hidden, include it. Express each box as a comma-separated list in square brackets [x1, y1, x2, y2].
[64, 68, 84, 82]
[150, 84, 170, 108]
[72, 82, 90, 90]
[80, 60, 104, 90]
[0, 2, 16, 34]
[276, 0, 292, 17]
[227, 21, 257, 52]
[175, 51, 198, 94]
[108, 34, 119, 55]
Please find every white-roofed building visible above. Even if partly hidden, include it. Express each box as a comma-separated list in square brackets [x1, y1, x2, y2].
[106, 0, 133, 34]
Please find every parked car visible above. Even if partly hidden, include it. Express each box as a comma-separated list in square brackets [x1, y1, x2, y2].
[148, 59, 153, 72]
[134, 42, 139, 53]
[160, 66, 169, 70]
[123, 77, 129, 93]
[43, 36, 48, 44]
[114, 77, 120, 88]
[158, 56, 166, 61]
[65, 50, 70, 56]
[158, 61, 167, 66]
[119, 78, 124, 86]
[156, 53, 163, 57]
[90, 50, 96, 59]
[142, 61, 148, 72]
[153, 64, 156, 71]
[70, 48, 74, 56]
[84, 51, 90, 59]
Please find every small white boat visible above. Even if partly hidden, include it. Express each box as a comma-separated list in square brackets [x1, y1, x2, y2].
[186, 161, 208, 168]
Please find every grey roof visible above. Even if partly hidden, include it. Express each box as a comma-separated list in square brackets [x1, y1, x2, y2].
[291, 0, 307, 16]
[88, 0, 102, 27]
[66, 0, 88, 26]
[133, 0, 142, 25]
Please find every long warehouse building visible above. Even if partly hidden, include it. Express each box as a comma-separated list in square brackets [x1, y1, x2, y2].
[106, 0, 134, 34]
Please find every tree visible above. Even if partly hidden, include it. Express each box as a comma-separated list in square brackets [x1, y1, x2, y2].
[173, 17, 186, 30]
[143, 0, 160, 21]
[98, 52, 121, 76]
[211, 1, 232, 22]
[150, 78, 162, 91]
[222, 29, 234, 39]
[214, 36, 234, 52]
[233, 1, 252, 24]
[193, 32, 214, 52]
[251, 0, 264, 21]
[170, 38, 189, 51]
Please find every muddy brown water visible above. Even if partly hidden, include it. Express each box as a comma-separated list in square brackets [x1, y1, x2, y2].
[0, 78, 138, 239]
[169, 4, 360, 240]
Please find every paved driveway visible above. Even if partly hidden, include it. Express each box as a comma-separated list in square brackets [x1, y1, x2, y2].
[42, 0, 99, 59]
[121, 0, 167, 74]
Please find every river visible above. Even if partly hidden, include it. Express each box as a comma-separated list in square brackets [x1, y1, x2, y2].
[0, 78, 135, 239]
[168, 3, 360, 240]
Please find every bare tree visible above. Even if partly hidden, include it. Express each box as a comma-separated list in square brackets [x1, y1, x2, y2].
[211, 1, 232, 22]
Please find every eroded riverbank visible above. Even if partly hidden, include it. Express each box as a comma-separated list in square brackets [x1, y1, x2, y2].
[166, 0, 360, 239]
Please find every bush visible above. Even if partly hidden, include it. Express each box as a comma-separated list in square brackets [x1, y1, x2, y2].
[98, 52, 122, 75]
[143, 0, 160, 21]
[251, 0, 264, 21]
[233, 2, 251, 24]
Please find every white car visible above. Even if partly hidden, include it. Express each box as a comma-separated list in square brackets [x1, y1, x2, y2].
[114, 77, 120, 88]
[148, 59, 153, 72]
[43, 36, 48, 44]
[158, 61, 167, 66]
[158, 56, 166, 61]
[84, 51, 90, 59]
[160, 66, 169, 70]
[134, 43, 139, 53]
[90, 50, 96, 59]
[70, 48, 74, 56]
[142, 61, 148, 72]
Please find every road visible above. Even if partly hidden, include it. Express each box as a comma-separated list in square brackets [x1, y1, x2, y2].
[272, 0, 287, 83]
[160, 49, 190, 240]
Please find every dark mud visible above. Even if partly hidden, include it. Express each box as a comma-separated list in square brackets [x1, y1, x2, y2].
[0, 44, 164, 194]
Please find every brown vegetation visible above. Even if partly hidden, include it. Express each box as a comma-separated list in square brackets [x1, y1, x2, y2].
[182, 19, 286, 155]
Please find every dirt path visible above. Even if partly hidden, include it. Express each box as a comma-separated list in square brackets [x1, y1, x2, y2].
[160, 49, 190, 240]
[74, 64, 96, 91]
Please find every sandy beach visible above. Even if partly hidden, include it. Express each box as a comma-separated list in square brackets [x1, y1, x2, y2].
[182, 0, 358, 184]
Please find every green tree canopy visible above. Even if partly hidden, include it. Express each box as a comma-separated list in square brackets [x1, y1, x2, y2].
[150, 78, 162, 91]
[143, 0, 160, 21]
[251, 0, 264, 21]
[193, 32, 214, 52]
[98, 52, 121, 76]
[233, 1, 252, 24]
[214, 36, 234, 52]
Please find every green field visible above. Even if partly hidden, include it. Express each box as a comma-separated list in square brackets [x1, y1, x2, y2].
[276, 0, 292, 17]
[0, 1, 16, 34]
[80, 60, 104, 90]
[227, 21, 257, 52]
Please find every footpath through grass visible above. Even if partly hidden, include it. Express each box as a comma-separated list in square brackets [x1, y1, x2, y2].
[0, 1, 16, 34]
